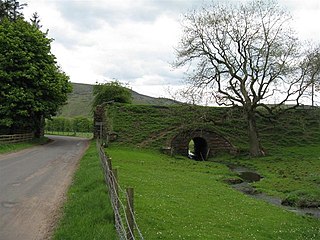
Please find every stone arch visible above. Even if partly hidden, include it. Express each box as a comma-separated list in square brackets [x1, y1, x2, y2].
[171, 129, 236, 160]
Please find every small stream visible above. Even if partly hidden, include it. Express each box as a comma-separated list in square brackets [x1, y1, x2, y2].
[226, 164, 320, 219]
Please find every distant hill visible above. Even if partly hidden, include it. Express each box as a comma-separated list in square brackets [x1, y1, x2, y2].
[57, 82, 179, 117]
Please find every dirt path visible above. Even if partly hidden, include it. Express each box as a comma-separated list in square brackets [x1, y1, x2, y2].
[0, 135, 89, 240]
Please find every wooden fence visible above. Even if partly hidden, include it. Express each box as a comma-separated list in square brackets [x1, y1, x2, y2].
[97, 139, 144, 240]
[0, 133, 34, 144]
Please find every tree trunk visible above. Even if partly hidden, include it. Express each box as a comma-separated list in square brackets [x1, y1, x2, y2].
[246, 111, 264, 157]
[311, 81, 314, 107]
[34, 114, 44, 138]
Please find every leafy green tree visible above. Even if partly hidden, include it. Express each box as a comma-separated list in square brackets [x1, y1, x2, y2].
[73, 116, 92, 133]
[45, 117, 92, 134]
[0, 18, 72, 136]
[92, 81, 132, 108]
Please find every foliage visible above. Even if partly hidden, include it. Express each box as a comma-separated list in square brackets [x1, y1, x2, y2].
[0, 0, 26, 21]
[174, 0, 319, 156]
[0, 18, 72, 134]
[108, 146, 320, 239]
[45, 131, 93, 138]
[29, 12, 42, 29]
[53, 141, 116, 240]
[92, 81, 132, 108]
[45, 117, 93, 133]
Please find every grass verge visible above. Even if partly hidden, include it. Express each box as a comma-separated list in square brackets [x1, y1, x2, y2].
[0, 137, 48, 154]
[108, 146, 320, 240]
[53, 140, 116, 240]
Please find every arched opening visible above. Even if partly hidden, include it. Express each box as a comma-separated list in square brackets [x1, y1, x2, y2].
[188, 137, 208, 160]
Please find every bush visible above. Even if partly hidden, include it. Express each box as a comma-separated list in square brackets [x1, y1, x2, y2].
[45, 117, 93, 133]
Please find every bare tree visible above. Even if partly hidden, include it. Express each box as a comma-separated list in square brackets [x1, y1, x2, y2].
[174, 0, 317, 156]
[303, 45, 320, 107]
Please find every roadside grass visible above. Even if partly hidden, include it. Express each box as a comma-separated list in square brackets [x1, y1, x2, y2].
[220, 145, 320, 208]
[108, 146, 320, 240]
[53, 141, 116, 240]
[45, 131, 93, 138]
[0, 137, 48, 154]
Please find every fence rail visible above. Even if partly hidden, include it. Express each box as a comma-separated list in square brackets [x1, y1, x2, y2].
[0, 133, 34, 143]
[97, 139, 144, 240]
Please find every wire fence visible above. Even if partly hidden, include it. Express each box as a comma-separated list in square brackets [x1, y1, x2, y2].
[0, 133, 34, 143]
[97, 139, 144, 240]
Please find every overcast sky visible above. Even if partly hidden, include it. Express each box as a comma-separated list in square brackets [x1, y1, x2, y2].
[23, 0, 320, 98]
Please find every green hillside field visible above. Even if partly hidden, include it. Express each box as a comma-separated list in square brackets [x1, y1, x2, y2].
[58, 82, 178, 117]
[55, 91, 320, 239]
[104, 104, 320, 239]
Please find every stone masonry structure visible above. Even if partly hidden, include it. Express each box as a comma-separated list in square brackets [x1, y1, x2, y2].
[171, 129, 237, 160]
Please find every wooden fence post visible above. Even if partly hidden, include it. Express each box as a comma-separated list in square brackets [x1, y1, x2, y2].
[106, 155, 112, 171]
[126, 187, 134, 240]
[112, 169, 119, 210]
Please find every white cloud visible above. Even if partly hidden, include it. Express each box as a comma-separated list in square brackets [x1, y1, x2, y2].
[22, 0, 320, 99]
[279, 0, 320, 41]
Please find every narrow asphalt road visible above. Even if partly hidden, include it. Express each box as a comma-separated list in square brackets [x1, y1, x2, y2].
[0, 135, 89, 240]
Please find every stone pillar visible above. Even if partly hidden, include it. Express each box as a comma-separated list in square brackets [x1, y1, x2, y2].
[93, 105, 105, 139]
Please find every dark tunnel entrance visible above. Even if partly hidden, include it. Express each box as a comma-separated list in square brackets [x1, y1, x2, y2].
[188, 137, 208, 160]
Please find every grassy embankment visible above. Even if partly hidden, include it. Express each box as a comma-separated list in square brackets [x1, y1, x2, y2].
[53, 141, 116, 240]
[52, 104, 320, 239]
[109, 147, 319, 239]
[0, 137, 48, 154]
[105, 104, 320, 239]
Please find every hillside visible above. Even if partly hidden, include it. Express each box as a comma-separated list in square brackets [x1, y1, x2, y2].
[58, 82, 178, 117]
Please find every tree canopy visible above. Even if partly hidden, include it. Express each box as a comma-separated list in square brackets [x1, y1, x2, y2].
[92, 81, 132, 108]
[175, 0, 320, 156]
[0, 17, 72, 136]
[0, 0, 26, 21]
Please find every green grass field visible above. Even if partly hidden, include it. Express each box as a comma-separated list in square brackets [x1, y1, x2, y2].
[105, 105, 320, 239]
[108, 146, 320, 239]
[52, 104, 320, 239]
[53, 141, 116, 240]
[227, 145, 320, 208]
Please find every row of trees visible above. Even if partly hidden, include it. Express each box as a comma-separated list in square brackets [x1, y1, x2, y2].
[175, 0, 320, 156]
[46, 117, 93, 134]
[0, 0, 72, 137]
